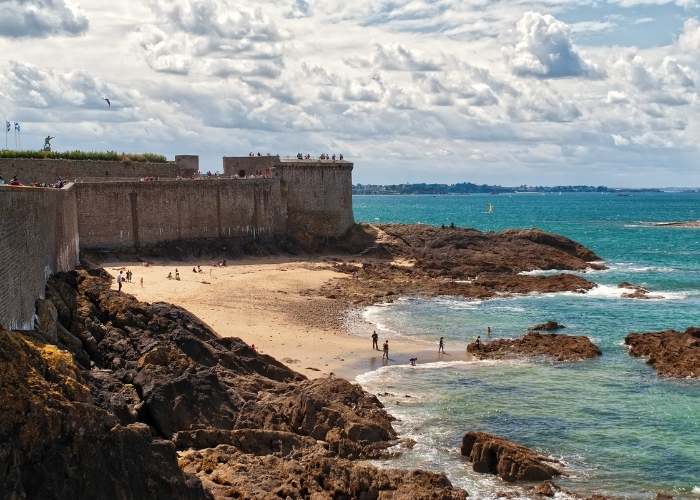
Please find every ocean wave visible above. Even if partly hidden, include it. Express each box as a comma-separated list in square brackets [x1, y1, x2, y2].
[692, 486, 700, 495]
[531, 284, 690, 301]
[355, 359, 529, 385]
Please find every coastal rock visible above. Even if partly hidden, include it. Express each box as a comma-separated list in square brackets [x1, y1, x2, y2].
[0, 329, 208, 499]
[460, 432, 562, 482]
[180, 444, 467, 500]
[618, 282, 659, 300]
[1, 268, 469, 498]
[624, 328, 700, 378]
[467, 332, 602, 362]
[530, 321, 565, 331]
[325, 224, 600, 305]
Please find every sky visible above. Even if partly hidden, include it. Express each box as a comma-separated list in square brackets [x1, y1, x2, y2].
[0, 0, 699, 187]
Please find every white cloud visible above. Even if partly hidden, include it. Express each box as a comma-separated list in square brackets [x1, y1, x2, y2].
[0, 0, 88, 38]
[678, 18, 700, 51]
[506, 12, 603, 79]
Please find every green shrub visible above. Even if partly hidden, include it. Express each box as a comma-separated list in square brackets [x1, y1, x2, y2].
[0, 149, 168, 163]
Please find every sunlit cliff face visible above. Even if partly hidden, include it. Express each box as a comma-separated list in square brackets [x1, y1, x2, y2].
[1, 0, 699, 186]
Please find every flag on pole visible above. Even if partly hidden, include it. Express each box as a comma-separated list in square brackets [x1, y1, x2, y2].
[5, 121, 9, 133]
[14, 122, 20, 132]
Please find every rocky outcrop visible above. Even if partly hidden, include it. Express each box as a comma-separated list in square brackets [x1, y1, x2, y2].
[467, 332, 602, 362]
[324, 224, 600, 305]
[530, 321, 565, 331]
[460, 432, 562, 482]
[2, 268, 467, 498]
[180, 444, 466, 500]
[625, 328, 700, 378]
[618, 282, 660, 300]
[0, 329, 209, 500]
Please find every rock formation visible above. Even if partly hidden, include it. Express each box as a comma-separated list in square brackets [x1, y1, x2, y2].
[325, 224, 601, 305]
[625, 328, 700, 378]
[1, 268, 467, 498]
[467, 332, 602, 362]
[618, 282, 661, 300]
[529, 321, 565, 331]
[460, 432, 562, 482]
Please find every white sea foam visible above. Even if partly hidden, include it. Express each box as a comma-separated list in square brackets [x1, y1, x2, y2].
[530, 284, 689, 301]
[692, 486, 700, 496]
[355, 359, 529, 385]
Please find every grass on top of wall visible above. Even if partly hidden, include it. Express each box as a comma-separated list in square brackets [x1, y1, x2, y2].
[0, 150, 168, 163]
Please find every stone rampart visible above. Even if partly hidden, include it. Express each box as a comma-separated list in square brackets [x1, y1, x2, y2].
[223, 156, 278, 178]
[75, 178, 286, 249]
[275, 161, 354, 239]
[0, 158, 189, 185]
[0, 184, 80, 330]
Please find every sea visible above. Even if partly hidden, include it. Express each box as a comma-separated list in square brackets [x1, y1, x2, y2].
[351, 192, 700, 499]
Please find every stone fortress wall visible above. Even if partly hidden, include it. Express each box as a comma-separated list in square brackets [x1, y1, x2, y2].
[75, 178, 286, 249]
[0, 155, 199, 184]
[0, 153, 353, 329]
[0, 184, 80, 330]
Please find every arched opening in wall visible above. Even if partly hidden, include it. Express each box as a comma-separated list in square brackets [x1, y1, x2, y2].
[238, 169, 246, 178]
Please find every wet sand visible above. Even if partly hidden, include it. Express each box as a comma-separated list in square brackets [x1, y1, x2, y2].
[103, 257, 472, 380]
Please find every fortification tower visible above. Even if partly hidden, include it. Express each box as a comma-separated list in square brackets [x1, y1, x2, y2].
[222, 156, 354, 239]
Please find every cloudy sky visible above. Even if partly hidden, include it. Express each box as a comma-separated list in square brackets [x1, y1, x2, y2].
[0, 0, 699, 186]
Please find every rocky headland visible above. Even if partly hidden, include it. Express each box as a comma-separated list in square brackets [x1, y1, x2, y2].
[467, 331, 602, 362]
[323, 224, 601, 305]
[625, 327, 700, 378]
[1, 268, 466, 499]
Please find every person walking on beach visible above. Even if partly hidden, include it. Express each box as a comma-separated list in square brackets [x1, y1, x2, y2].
[372, 331, 379, 351]
[438, 337, 445, 354]
[117, 271, 123, 292]
[382, 340, 389, 360]
[140, 277, 143, 288]
[487, 326, 492, 337]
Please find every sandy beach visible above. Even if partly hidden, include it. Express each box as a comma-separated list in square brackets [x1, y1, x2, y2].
[103, 257, 468, 379]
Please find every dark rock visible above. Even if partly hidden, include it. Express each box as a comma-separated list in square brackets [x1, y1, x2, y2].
[625, 328, 700, 378]
[530, 321, 565, 331]
[0, 329, 209, 499]
[468, 332, 601, 362]
[461, 431, 562, 482]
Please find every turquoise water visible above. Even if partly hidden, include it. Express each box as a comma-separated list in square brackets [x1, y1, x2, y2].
[352, 193, 700, 499]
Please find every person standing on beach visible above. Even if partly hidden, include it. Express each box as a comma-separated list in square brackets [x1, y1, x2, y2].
[372, 331, 379, 350]
[438, 337, 445, 354]
[382, 340, 389, 360]
[487, 327, 492, 337]
[117, 271, 123, 292]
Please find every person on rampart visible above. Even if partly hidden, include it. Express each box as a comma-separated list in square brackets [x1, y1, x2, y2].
[9, 175, 21, 186]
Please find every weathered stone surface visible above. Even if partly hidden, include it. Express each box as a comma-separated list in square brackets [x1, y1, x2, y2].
[625, 327, 700, 378]
[618, 282, 661, 300]
[179, 444, 467, 500]
[325, 224, 600, 305]
[461, 432, 562, 482]
[467, 332, 602, 362]
[0, 329, 209, 499]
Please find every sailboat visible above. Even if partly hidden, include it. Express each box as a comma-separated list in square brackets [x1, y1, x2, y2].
[485, 203, 494, 214]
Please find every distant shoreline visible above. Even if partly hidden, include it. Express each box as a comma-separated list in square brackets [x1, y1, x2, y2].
[351, 185, 695, 195]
